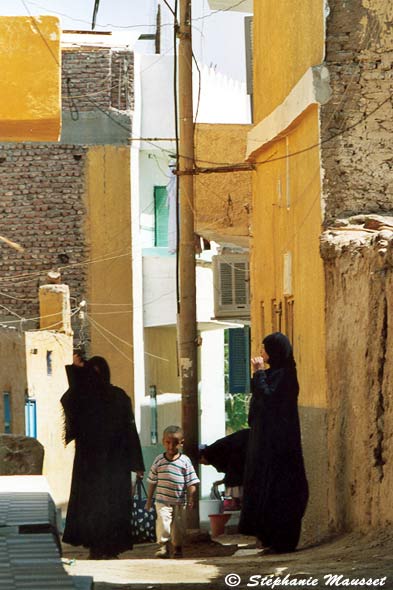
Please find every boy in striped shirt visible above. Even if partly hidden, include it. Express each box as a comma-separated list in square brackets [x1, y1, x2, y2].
[146, 425, 199, 558]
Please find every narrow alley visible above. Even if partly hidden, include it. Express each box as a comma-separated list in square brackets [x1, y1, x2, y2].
[1, 0, 393, 588]
[62, 531, 393, 589]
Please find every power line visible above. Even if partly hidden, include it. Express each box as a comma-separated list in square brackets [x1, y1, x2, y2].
[26, 0, 393, 171]
[0, 304, 24, 320]
[255, 93, 392, 168]
[25, 0, 159, 29]
[24, 0, 249, 28]
[0, 249, 132, 285]
[21, 0, 60, 66]
[0, 291, 35, 302]
[162, 0, 177, 19]
[192, 0, 251, 21]
[0, 307, 79, 326]
[87, 314, 133, 363]
[18, 3, 248, 167]
[73, 73, 393, 170]
[87, 313, 169, 362]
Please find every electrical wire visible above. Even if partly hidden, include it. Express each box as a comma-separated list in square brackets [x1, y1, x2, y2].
[0, 304, 24, 320]
[87, 312, 169, 362]
[24, 0, 387, 174]
[21, 0, 60, 66]
[86, 309, 133, 315]
[255, 93, 392, 168]
[19, 0, 251, 167]
[86, 302, 132, 307]
[87, 314, 133, 363]
[36, 307, 80, 331]
[0, 307, 79, 326]
[192, 50, 202, 124]
[162, 0, 177, 19]
[15, 6, 272, 166]
[14, 0, 393, 263]
[139, 45, 174, 75]
[0, 291, 36, 302]
[0, 249, 132, 285]
[24, 0, 250, 28]
[24, 0, 161, 29]
[192, 0, 251, 21]
[66, 80, 393, 170]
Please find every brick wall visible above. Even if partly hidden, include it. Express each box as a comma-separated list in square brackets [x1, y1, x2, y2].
[62, 48, 134, 112]
[321, 0, 393, 224]
[0, 144, 87, 326]
[110, 51, 134, 111]
[0, 46, 134, 329]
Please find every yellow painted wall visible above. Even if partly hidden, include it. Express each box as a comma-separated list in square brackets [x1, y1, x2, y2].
[0, 16, 61, 142]
[194, 124, 252, 247]
[254, 1, 324, 121]
[144, 327, 180, 396]
[25, 330, 73, 507]
[251, 106, 326, 408]
[39, 284, 72, 334]
[86, 146, 134, 399]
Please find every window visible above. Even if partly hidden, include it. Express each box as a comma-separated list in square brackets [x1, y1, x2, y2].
[46, 351, 53, 376]
[228, 326, 250, 394]
[226, 326, 251, 433]
[285, 297, 295, 347]
[3, 392, 11, 433]
[271, 299, 282, 332]
[154, 186, 169, 247]
[260, 300, 265, 340]
[25, 398, 37, 438]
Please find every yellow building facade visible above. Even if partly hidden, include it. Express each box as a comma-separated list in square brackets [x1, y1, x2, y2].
[0, 16, 61, 142]
[248, 0, 329, 542]
[86, 146, 134, 397]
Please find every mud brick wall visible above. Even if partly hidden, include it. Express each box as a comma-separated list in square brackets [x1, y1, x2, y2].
[321, 0, 393, 224]
[0, 144, 87, 326]
[321, 225, 393, 531]
[62, 48, 134, 112]
[110, 51, 134, 111]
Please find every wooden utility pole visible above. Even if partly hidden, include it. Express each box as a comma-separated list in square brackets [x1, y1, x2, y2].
[178, 0, 199, 527]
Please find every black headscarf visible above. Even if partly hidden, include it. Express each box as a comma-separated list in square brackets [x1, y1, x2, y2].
[263, 332, 296, 370]
[87, 356, 111, 390]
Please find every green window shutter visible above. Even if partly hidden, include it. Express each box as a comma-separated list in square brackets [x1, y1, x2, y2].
[228, 326, 250, 394]
[154, 186, 169, 247]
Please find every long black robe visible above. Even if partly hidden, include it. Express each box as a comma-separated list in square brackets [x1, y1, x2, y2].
[61, 364, 144, 556]
[238, 365, 308, 552]
[202, 429, 250, 487]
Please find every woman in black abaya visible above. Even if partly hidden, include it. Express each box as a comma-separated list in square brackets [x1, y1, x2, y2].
[238, 332, 308, 553]
[61, 355, 145, 559]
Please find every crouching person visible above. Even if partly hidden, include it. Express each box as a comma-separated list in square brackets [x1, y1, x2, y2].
[146, 425, 199, 558]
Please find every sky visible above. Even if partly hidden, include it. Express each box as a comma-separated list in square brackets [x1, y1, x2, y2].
[0, 0, 252, 82]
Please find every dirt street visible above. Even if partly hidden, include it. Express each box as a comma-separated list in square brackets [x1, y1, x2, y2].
[62, 528, 393, 589]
